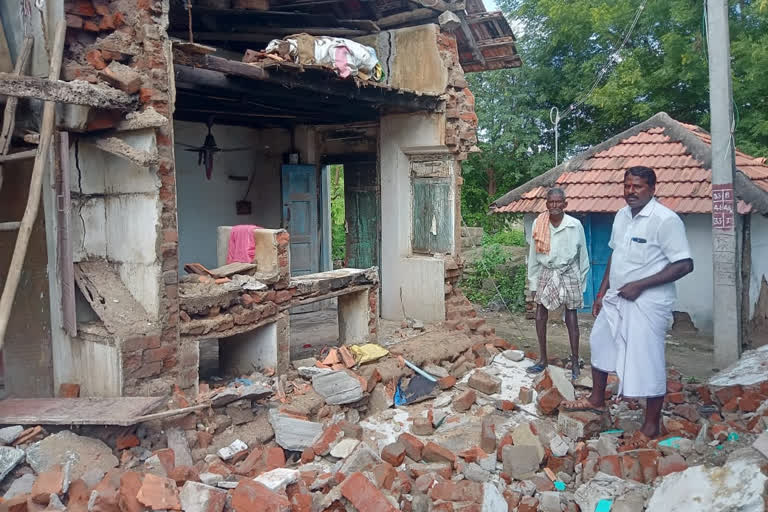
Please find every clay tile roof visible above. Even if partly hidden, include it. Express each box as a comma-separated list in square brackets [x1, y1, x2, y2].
[491, 112, 768, 215]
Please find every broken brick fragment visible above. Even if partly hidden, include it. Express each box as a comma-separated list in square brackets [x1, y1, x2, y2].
[372, 463, 397, 490]
[657, 453, 688, 477]
[136, 474, 181, 511]
[30, 466, 64, 504]
[532, 372, 553, 392]
[398, 433, 425, 461]
[480, 416, 496, 453]
[518, 386, 534, 404]
[438, 375, 457, 390]
[537, 387, 564, 415]
[339, 472, 397, 512]
[422, 442, 456, 465]
[453, 389, 476, 412]
[430, 480, 484, 502]
[412, 417, 434, 436]
[232, 480, 290, 512]
[116, 434, 141, 450]
[381, 442, 407, 467]
[58, 382, 80, 397]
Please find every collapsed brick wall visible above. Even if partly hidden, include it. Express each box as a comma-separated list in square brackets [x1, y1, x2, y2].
[436, 31, 477, 294]
[63, 0, 186, 396]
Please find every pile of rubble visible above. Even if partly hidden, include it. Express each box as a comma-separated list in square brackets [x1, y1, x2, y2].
[2, 342, 768, 511]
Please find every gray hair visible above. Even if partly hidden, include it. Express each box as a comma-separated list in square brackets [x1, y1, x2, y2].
[546, 187, 566, 201]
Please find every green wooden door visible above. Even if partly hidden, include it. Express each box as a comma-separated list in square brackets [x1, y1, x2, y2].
[412, 178, 452, 254]
[344, 161, 379, 269]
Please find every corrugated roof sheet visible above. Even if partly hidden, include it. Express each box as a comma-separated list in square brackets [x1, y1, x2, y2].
[494, 118, 768, 214]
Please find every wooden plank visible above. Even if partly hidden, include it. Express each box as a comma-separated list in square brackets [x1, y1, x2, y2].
[377, 7, 437, 28]
[56, 132, 77, 337]
[0, 222, 20, 231]
[209, 262, 257, 278]
[0, 20, 12, 73]
[0, 149, 37, 163]
[0, 23, 66, 352]
[0, 396, 166, 426]
[0, 74, 138, 110]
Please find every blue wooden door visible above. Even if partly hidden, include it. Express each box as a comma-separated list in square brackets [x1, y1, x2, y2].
[581, 213, 614, 311]
[282, 165, 318, 276]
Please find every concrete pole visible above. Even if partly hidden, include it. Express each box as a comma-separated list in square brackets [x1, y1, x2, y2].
[706, 0, 741, 367]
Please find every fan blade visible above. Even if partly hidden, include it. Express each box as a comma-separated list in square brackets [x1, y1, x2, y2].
[183, 148, 203, 152]
[218, 147, 253, 152]
[175, 142, 199, 148]
[205, 152, 214, 180]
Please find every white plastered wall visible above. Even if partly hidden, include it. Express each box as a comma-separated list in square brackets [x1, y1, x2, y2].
[749, 213, 768, 317]
[379, 112, 450, 322]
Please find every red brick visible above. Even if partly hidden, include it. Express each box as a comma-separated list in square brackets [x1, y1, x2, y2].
[538, 387, 564, 415]
[152, 448, 176, 473]
[117, 471, 144, 512]
[496, 432, 514, 461]
[340, 473, 397, 512]
[58, 382, 80, 397]
[672, 403, 700, 423]
[468, 371, 501, 395]
[658, 453, 688, 476]
[636, 449, 659, 483]
[422, 442, 456, 465]
[480, 416, 496, 453]
[312, 424, 343, 456]
[739, 390, 765, 412]
[83, 20, 100, 32]
[197, 431, 213, 449]
[620, 453, 644, 483]
[531, 475, 554, 492]
[265, 447, 286, 470]
[453, 389, 476, 412]
[533, 372, 553, 392]
[85, 49, 107, 70]
[116, 434, 140, 450]
[31, 466, 64, 504]
[667, 380, 684, 393]
[711, 423, 729, 440]
[66, 14, 84, 28]
[430, 480, 483, 502]
[372, 463, 397, 490]
[300, 447, 315, 464]
[458, 446, 486, 464]
[168, 466, 200, 487]
[136, 474, 181, 511]
[232, 480, 290, 512]
[696, 385, 713, 404]
[398, 433, 424, 461]
[381, 442, 406, 467]
[438, 376, 457, 390]
[139, 87, 156, 104]
[234, 447, 264, 476]
[144, 345, 175, 363]
[497, 400, 517, 411]
[714, 385, 743, 405]
[66, 0, 96, 16]
[123, 335, 161, 352]
[68, 479, 91, 512]
[98, 13, 115, 30]
[665, 392, 685, 404]
[599, 455, 622, 477]
[518, 496, 539, 512]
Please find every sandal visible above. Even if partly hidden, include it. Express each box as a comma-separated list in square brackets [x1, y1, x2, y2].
[526, 362, 547, 374]
[560, 397, 606, 415]
[617, 431, 651, 452]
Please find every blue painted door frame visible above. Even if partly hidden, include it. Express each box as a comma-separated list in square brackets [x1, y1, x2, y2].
[282, 164, 319, 276]
[575, 213, 614, 312]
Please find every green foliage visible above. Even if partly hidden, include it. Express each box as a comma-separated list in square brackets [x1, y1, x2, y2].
[461, 0, 768, 228]
[460, 239, 528, 312]
[330, 165, 346, 262]
[484, 229, 527, 247]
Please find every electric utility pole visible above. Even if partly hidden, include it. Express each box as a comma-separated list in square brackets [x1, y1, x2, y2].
[706, 0, 741, 367]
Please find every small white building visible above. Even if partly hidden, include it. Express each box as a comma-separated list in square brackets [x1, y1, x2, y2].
[491, 112, 768, 344]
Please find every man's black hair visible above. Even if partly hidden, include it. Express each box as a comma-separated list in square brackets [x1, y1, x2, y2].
[624, 166, 657, 187]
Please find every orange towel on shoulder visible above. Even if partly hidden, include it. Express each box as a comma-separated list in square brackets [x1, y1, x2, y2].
[532, 211, 551, 254]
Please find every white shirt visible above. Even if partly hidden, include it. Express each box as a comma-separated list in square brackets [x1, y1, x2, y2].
[608, 198, 692, 303]
[527, 214, 590, 292]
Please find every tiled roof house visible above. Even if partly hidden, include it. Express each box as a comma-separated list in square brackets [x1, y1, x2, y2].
[491, 112, 768, 341]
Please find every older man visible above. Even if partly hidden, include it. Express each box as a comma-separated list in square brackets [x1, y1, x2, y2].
[562, 166, 694, 448]
[526, 187, 590, 380]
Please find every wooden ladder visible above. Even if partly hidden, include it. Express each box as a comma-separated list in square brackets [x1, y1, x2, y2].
[0, 22, 66, 350]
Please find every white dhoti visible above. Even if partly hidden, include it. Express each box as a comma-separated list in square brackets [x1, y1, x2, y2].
[589, 290, 673, 398]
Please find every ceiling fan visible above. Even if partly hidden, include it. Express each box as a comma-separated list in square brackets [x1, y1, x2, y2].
[176, 117, 252, 179]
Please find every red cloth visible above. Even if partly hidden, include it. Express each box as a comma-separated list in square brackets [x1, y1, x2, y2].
[227, 225, 262, 264]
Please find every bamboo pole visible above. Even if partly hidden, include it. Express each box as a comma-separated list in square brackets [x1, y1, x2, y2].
[0, 22, 66, 350]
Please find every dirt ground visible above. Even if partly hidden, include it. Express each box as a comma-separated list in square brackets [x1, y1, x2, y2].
[481, 309, 719, 381]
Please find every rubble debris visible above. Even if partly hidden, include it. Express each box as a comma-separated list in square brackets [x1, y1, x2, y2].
[330, 438, 360, 459]
[468, 370, 502, 395]
[574, 472, 653, 512]
[0, 425, 23, 445]
[312, 371, 364, 405]
[269, 410, 324, 451]
[0, 446, 25, 481]
[253, 468, 299, 491]
[217, 439, 248, 461]
[25, 430, 118, 480]
[179, 481, 227, 512]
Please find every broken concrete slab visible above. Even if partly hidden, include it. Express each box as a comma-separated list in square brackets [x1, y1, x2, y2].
[646, 453, 768, 511]
[510, 423, 545, 463]
[557, 410, 609, 441]
[0, 447, 25, 482]
[312, 371, 364, 405]
[546, 366, 575, 401]
[268, 410, 324, 452]
[179, 481, 227, 512]
[502, 350, 525, 362]
[338, 442, 381, 475]
[549, 435, 570, 458]
[468, 370, 502, 395]
[501, 445, 540, 480]
[708, 344, 768, 387]
[574, 473, 653, 512]
[253, 468, 300, 491]
[0, 426, 23, 445]
[481, 482, 507, 512]
[210, 384, 272, 407]
[3, 473, 35, 499]
[25, 430, 118, 481]
[167, 428, 194, 468]
[752, 431, 768, 459]
[461, 462, 491, 482]
[297, 366, 333, 379]
[330, 439, 360, 459]
[217, 439, 248, 461]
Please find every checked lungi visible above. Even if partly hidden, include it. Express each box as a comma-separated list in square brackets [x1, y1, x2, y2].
[535, 259, 583, 311]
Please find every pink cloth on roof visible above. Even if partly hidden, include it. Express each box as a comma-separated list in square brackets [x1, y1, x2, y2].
[227, 224, 262, 264]
[334, 46, 351, 78]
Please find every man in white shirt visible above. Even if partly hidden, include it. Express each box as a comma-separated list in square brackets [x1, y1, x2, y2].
[526, 188, 590, 380]
[562, 166, 694, 448]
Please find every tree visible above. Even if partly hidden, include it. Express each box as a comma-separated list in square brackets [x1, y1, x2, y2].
[461, 0, 768, 228]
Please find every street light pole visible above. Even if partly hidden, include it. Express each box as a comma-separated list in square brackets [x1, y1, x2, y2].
[706, 0, 741, 367]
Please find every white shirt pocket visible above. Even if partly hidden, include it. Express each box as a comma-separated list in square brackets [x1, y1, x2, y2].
[626, 232, 649, 265]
